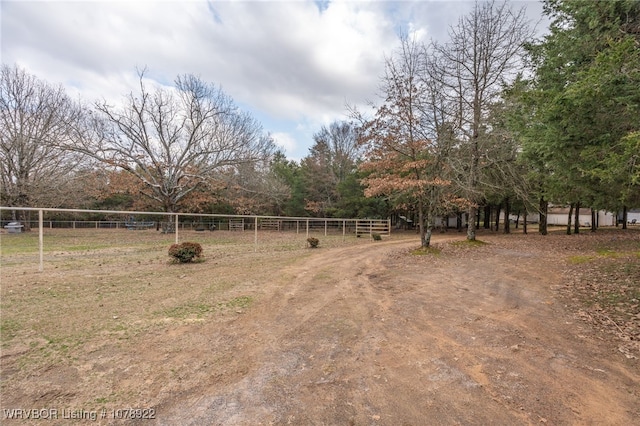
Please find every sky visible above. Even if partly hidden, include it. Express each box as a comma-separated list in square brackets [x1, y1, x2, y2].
[1, 0, 547, 161]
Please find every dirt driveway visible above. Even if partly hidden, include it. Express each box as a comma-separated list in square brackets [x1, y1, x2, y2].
[2, 231, 639, 425]
[152, 234, 638, 425]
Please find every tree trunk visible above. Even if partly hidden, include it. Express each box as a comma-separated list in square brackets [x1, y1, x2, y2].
[18, 210, 32, 232]
[515, 210, 520, 229]
[419, 203, 427, 247]
[503, 197, 511, 234]
[467, 205, 477, 240]
[484, 205, 491, 229]
[427, 188, 438, 244]
[495, 204, 501, 232]
[622, 205, 628, 230]
[15, 192, 32, 231]
[457, 212, 463, 232]
[161, 205, 176, 234]
[566, 203, 574, 235]
[424, 204, 435, 248]
[574, 201, 581, 234]
[523, 206, 528, 235]
[539, 197, 548, 235]
[591, 208, 597, 232]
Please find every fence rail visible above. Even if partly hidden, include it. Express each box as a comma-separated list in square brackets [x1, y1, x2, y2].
[1, 206, 391, 271]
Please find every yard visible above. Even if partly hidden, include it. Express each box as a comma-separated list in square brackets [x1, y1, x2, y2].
[1, 227, 639, 424]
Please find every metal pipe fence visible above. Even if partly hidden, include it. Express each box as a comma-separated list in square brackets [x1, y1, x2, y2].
[0, 207, 391, 272]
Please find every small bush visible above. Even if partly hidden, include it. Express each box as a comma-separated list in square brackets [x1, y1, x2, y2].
[371, 233, 382, 241]
[168, 242, 203, 263]
[307, 237, 319, 248]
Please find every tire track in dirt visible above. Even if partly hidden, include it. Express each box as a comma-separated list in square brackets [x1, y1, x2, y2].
[157, 238, 416, 425]
[156, 235, 640, 425]
[153, 238, 413, 423]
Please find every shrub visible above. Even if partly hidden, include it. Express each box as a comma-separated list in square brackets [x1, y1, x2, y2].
[371, 233, 382, 241]
[306, 237, 319, 248]
[168, 242, 203, 263]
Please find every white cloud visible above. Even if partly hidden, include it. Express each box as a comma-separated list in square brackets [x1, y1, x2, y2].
[1, 0, 546, 160]
[271, 132, 299, 158]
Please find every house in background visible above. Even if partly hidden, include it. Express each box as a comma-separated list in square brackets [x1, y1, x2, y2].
[506, 212, 539, 225]
[618, 209, 640, 225]
[395, 214, 465, 230]
[393, 206, 630, 230]
[547, 207, 615, 227]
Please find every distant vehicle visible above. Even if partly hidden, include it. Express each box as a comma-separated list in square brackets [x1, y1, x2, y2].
[3, 222, 24, 233]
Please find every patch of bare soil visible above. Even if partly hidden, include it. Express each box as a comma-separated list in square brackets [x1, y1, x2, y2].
[153, 231, 639, 425]
[2, 230, 639, 425]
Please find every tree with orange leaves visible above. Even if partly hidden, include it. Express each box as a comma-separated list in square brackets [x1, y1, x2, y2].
[354, 36, 461, 247]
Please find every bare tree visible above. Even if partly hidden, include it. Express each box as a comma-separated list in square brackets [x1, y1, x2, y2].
[77, 71, 276, 214]
[0, 64, 88, 227]
[430, 0, 534, 240]
[354, 36, 457, 247]
[300, 121, 361, 216]
[222, 158, 291, 215]
[312, 121, 362, 184]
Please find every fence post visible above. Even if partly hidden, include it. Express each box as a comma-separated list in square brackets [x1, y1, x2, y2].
[175, 214, 179, 244]
[325, 219, 328, 236]
[39, 209, 44, 272]
[306, 219, 309, 238]
[343, 220, 346, 241]
[254, 217, 258, 252]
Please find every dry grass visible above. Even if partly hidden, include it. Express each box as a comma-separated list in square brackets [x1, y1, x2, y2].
[1, 227, 638, 412]
[0, 229, 375, 374]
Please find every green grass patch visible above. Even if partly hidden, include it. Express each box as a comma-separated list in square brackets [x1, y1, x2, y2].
[223, 295, 253, 309]
[451, 239, 488, 247]
[157, 303, 214, 319]
[313, 270, 333, 281]
[595, 248, 626, 258]
[572, 247, 639, 263]
[568, 255, 593, 264]
[0, 231, 166, 255]
[0, 233, 40, 254]
[0, 318, 21, 342]
[411, 246, 441, 256]
[155, 296, 253, 319]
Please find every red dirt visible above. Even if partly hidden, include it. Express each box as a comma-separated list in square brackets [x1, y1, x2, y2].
[2, 231, 639, 425]
[156, 234, 639, 425]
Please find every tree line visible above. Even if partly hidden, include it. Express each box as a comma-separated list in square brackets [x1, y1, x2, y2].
[2, 0, 639, 245]
[353, 0, 639, 246]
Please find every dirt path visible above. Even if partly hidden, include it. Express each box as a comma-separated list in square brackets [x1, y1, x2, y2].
[153, 235, 639, 425]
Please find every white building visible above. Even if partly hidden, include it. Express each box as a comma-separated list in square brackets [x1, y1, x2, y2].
[547, 207, 615, 227]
